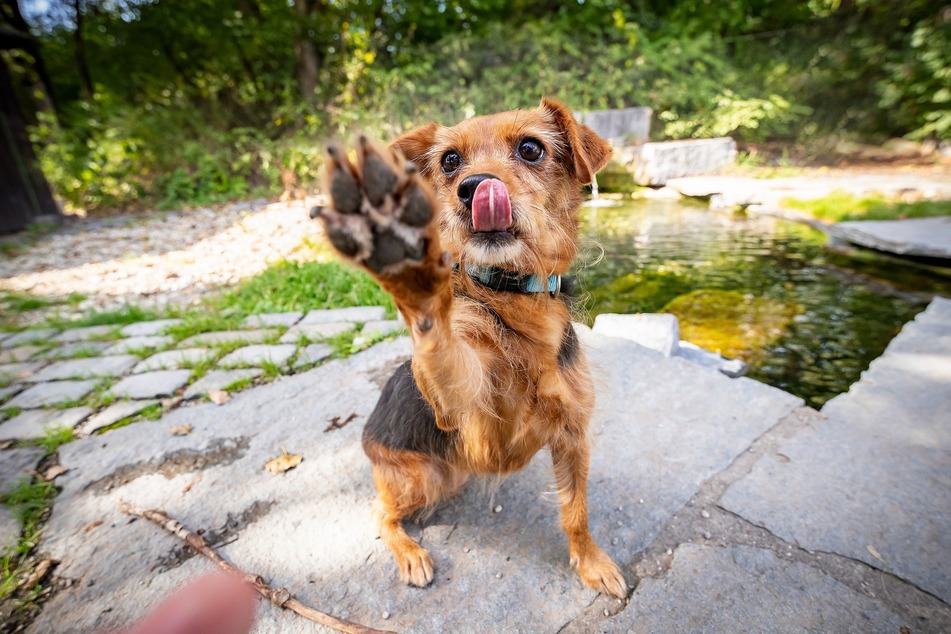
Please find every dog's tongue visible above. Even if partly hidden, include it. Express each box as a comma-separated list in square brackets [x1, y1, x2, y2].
[471, 179, 512, 232]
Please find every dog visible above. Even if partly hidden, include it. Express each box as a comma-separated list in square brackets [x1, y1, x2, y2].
[314, 98, 627, 598]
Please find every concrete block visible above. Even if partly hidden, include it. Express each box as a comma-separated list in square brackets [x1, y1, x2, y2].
[633, 138, 737, 186]
[592, 313, 680, 356]
[575, 107, 652, 143]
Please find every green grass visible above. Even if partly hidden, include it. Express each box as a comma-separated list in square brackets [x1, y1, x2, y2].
[1, 407, 22, 420]
[45, 305, 162, 330]
[25, 426, 75, 455]
[222, 376, 257, 392]
[1, 293, 53, 313]
[211, 260, 395, 317]
[163, 311, 244, 340]
[781, 191, 951, 223]
[0, 478, 57, 605]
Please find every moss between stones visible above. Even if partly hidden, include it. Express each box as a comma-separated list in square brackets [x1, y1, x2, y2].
[663, 289, 803, 363]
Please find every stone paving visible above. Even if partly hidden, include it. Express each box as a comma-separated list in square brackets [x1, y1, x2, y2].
[1, 300, 948, 633]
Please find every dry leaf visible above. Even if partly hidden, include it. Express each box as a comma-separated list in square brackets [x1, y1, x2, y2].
[208, 389, 230, 405]
[866, 544, 886, 565]
[84, 520, 104, 532]
[264, 447, 303, 475]
[43, 465, 69, 481]
[20, 558, 55, 589]
[161, 395, 184, 409]
[170, 424, 193, 436]
[182, 474, 202, 494]
[0, 441, 13, 450]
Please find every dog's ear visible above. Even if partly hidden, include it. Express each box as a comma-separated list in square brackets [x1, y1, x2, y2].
[391, 123, 439, 175]
[540, 98, 612, 185]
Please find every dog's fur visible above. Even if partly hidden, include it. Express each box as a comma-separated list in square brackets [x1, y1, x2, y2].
[316, 98, 627, 598]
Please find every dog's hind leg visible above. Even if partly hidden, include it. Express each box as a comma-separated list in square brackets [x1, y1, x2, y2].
[366, 445, 466, 587]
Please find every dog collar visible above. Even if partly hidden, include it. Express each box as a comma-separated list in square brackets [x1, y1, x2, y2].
[455, 264, 561, 296]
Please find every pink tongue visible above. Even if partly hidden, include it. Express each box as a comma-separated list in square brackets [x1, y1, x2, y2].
[471, 179, 512, 232]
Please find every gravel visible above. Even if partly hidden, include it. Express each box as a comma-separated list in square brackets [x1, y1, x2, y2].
[0, 198, 325, 315]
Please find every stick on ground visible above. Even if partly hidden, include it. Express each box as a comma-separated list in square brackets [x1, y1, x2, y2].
[119, 502, 395, 634]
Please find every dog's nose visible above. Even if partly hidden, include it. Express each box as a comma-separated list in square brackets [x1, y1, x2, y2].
[456, 174, 496, 210]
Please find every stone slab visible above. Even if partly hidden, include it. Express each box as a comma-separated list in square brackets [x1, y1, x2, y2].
[293, 343, 333, 368]
[103, 336, 174, 355]
[35, 341, 112, 360]
[721, 297, 951, 604]
[0, 346, 42, 364]
[179, 330, 278, 347]
[605, 544, 904, 633]
[218, 345, 296, 368]
[0, 506, 19, 552]
[0, 385, 24, 405]
[133, 348, 216, 373]
[107, 370, 192, 400]
[831, 216, 951, 259]
[0, 362, 46, 383]
[0, 447, 45, 495]
[299, 306, 386, 325]
[1, 329, 58, 348]
[241, 312, 303, 328]
[592, 313, 680, 356]
[361, 320, 406, 338]
[53, 325, 116, 343]
[677, 340, 748, 377]
[0, 407, 91, 441]
[182, 369, 263, 400]
[633, 138, 738, 186]
[32, 329, 801, 633]
[76, 400, 159, 436]
[120, 319, 182, 338]
[4, 380, 98, 409]
[575, 107, 652, 143]
[27, 356, 138, 383]
[280, 322, 354, 344]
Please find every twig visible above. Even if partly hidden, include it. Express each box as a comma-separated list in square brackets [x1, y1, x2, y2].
[119, 502, 395, 634]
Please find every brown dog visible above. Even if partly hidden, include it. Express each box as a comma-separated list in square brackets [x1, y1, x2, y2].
[315, 98, 627, 598]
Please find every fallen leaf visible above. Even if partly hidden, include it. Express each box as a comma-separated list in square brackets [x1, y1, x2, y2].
[161, 395, 184, 409]
[0, 441, 13, 450]
[182, 473, 202, 494]
[265, 447, 303, 475]
[170, 424, 193, 436]
[84, 520, 104, 532]
[43, 465, 69, 481]
[20, 558, 56, 589]
[866, 544, 886, 565]
[208, 389, 230, 405]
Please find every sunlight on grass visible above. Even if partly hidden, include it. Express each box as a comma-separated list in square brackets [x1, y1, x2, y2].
[781, 191, 951, 223]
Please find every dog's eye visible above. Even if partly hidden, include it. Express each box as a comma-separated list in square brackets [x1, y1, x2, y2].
[441, 151, 462, 175]
[516, 139, 545, 163]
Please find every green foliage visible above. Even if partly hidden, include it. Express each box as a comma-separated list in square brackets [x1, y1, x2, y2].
[782, 192, 951, 223]
[9, 0, 950, 213]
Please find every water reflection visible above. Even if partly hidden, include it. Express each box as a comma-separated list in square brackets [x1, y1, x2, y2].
[576, 199, 950, 408]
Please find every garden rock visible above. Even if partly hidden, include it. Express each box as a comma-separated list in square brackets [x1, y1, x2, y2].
[179, 330, 278, 347]
[4, 380, 98, 409]
[592, 313, 680, 356]
[299, 306, 385, 324]
[133, 349, 215, 373]
[218, 345, 296, 369]
[632, 138, 738, 186]
[241, 312, 303, 328]
[0, 346, 42, 364]
[107, 370, 192, 399]
[0, 447, 45, 495]
[103, 336, 174, 355]
[77, 400, 159, 436]
[280, 322, 354, 344]
[53, 325, 116, 343]
[27, 356, 138, 383]
[0, 407, 92, 441]
[294, 344, 333, 368]
[183, 369, 263, 400]
[1, 329, 59, 348]
[120, 320, 182, 337]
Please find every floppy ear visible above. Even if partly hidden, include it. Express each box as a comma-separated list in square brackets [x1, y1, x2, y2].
[390, 122, 439, 176]
[539, 97, 612, 185]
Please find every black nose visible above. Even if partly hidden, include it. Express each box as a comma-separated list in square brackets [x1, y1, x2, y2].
[456, 173, 496, 210]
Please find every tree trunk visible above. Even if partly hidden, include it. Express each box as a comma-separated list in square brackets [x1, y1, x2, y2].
[72, 0, 94, 100]
[294, 0, 319, 101]
[0, 56, 59, 233]
[1, 0, 61, 123]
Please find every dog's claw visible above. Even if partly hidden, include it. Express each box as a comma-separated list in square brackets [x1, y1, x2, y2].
[361, 148, 399, 207]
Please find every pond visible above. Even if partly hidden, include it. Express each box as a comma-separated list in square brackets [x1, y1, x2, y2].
[576, 198, 951, 408]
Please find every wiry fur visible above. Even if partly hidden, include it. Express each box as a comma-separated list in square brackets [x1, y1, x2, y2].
[318, 98, 627, 598]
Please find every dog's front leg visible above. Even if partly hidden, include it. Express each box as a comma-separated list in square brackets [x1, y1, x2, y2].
[315, 138, 484, 422]
[551, 434, 629, 598]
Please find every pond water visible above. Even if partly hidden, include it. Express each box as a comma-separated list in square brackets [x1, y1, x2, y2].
[575, 198, 951, 408]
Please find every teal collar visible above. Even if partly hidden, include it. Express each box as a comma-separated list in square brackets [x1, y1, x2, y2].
[457, 264, 561, 296]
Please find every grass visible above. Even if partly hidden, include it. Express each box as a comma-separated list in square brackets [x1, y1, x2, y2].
[25, 426, 75, 455]
[1, 407, 22, 420]
[222, 375, 257, 392]
[45, 305, 162, 330]
[0, 478, 58, 607]
[211, 260, 395, 317]
[781, 191, 951, 223]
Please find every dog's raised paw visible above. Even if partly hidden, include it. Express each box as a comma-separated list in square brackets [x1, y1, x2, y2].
[318, 137, 436, 274]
